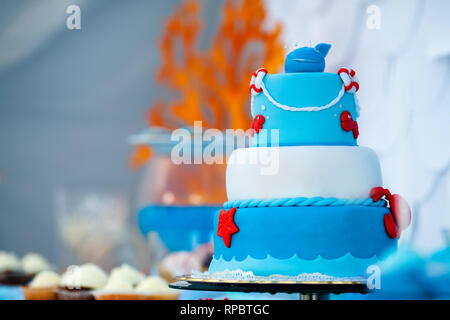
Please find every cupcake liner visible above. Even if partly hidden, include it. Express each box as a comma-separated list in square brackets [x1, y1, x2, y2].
[22, 286, 57, 300]
[134, 290, 180, 300]
[94, 292, 149, 300]
[93, 289, 179, 300]
[55, 287, 94, 300]
[147, 292, 179, 300]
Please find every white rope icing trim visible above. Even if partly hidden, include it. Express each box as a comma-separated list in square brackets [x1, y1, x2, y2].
[257, 80, 346, 112]
[224, 197, 387, 209]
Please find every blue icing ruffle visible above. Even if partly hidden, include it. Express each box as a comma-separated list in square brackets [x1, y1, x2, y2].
[209, 252, 380, 278]
[213, 206, 396, 262]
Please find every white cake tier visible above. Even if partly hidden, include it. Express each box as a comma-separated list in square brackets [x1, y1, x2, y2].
[226, 146, 382, 200]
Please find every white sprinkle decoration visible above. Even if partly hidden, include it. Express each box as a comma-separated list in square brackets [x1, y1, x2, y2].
[261, 105, 266, 111]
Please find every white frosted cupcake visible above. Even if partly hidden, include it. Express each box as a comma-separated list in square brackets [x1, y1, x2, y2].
[94, 264, 147, 300]
[94, 277, 147, 300]
[56, 263, 108, 300]
[135, 276, 179, 300]
[0, 251, 21, 274]
[109, 264, 145, 286]
[21, 253, 51, 275]
[22, 271, 60, 300]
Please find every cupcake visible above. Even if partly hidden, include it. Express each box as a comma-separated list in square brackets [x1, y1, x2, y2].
[94, 278, 147, 300]
[135, 276, 179, 300]
[109, 264, 145, 286]
[56, 263, 107, 300]
[94, 264, 147, 300]
[22, 270, 60, 300]
[0, 251, 32, 286]
[21, 253, 51, 275]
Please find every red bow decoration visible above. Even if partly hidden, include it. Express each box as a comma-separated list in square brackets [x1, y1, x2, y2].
[340, 111, 359, 139]
[250, 114, 265, 137]
[370, 187, 412, 239]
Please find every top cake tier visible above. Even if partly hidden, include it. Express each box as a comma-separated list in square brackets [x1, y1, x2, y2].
[249, 44, 360, 147]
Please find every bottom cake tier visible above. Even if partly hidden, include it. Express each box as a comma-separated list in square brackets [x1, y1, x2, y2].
[209, 205, 397, 278]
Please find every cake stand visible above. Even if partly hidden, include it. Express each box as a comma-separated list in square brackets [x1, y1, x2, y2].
[169, 274, 369, 300]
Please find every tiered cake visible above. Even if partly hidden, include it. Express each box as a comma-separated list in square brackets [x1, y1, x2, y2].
[208, 44, 411, 278]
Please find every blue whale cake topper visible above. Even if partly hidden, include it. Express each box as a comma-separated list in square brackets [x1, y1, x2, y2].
[285, 43, 332, 73]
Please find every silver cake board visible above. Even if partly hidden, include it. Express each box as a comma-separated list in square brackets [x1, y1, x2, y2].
[169, 273, 369, 300]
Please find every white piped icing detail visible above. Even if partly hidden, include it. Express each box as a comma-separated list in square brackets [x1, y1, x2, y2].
[192, 268, 365, 282]
[249, 67, 359, 113]
[258, 80, 345, 112]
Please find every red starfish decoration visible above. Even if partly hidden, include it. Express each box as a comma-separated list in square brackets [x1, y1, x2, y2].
[217, 208, 239, 248]
[340, 111, 359, 139]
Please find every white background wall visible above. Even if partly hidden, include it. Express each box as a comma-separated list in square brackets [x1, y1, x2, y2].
[266, 0, 450, 253]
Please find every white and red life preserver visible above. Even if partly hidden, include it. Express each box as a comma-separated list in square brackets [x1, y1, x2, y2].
[249, 68, 268, 96]
[338, 67, 359, 93]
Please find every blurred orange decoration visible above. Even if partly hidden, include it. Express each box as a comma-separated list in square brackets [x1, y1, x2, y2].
[130, 0, 284, 169]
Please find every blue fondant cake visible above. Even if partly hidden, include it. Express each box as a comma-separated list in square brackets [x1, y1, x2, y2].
[210, 206, 397, 277]
[251, 72, 359, 147]
[210, 43, 410, 279]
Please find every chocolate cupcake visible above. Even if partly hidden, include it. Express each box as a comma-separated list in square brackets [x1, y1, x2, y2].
[56, 263, 107, 300]
[0, 251, 32, 286]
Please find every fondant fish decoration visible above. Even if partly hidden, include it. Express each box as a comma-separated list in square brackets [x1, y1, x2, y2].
[285, 43, 332, 73]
